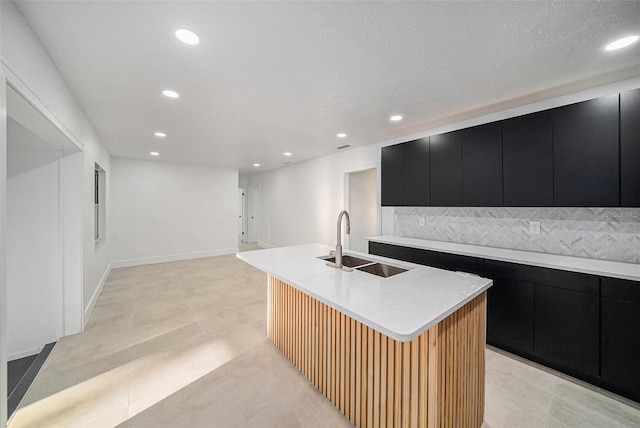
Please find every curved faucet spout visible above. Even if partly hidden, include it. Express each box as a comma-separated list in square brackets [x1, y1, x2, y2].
[335, 210, 351, 269]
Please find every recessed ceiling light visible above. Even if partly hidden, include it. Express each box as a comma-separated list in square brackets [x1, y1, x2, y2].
[175, 28, 200, 46]
[337, 133, 347, 138]
[284, 152, 292, 156]
[604, 35, 639, 51]
[390, 115, 403, 121]
[253, 163, 260, 167]
[162, 90, 180, 98]
[150, 152, 159, 156]
[154, 132, 167, 137]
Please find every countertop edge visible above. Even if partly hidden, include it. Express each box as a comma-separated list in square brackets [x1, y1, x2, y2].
[367, 236, 640, 282]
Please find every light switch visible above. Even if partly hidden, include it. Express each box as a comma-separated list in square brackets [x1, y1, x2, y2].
[419, 217, 425, 226]
[529, 220, 541, 235]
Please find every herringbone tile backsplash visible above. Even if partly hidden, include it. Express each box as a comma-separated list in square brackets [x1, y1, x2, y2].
[393, 207, 640, 264]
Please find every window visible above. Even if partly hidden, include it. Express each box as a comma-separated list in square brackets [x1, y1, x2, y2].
[94, 163, 106, 248]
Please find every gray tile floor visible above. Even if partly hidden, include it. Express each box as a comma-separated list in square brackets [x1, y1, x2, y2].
[9, 252, 640, 427]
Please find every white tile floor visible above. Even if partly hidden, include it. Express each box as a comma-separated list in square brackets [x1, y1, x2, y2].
[9, 253, 640, 427]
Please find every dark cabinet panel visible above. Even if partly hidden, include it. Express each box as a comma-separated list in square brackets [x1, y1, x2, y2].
[486, 276, 535, 356]
[413, 248, 485, 276]
[381, 139, 430, 206]
[403, 139, 430, 206]
[534, 283, 600, 378]
[503, 111, 553, 206]
[553, 95, 620, 207]
[368, 241, 413, 262]
[462, 122, 503, 206]
[621, 88, 640, 207]
[381, 144, 404, 206]
[430, 131, 463, 206]
[601, 277, 640, 402]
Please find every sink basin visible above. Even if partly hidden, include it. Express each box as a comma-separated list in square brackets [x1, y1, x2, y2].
[320, 254, 374, 268]
[356, 263, 408, 278]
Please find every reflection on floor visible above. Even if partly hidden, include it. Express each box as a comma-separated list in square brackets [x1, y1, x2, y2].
[9, 254, 640, 427]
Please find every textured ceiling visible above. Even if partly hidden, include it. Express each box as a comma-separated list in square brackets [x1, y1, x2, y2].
[15, 1, 640, 174]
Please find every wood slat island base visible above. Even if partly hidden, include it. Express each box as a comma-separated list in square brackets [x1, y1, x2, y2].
[267, 275, 487, 428]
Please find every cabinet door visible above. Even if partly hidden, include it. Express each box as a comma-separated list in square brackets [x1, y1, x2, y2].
[534, 283, 599, 378]
[381, 144, 404, 206]
[403, 138, 430, 206]
[462, 122, 503, 206]
[368, 241, 413, 262]
[503, 111, 553, 206]
[601, 277, 640, 402]
[621, 88, 640, 207]
[430, 131, 463, 206]
[553, 95, 619, 207]
[413, 248, 484, 276]
[486, 277, 535, 356]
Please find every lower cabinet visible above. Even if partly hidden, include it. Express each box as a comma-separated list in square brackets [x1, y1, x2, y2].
[534, 282, 600, 378]
[485, 261, 534, 357]
[368, 240, 639, 403]
[368, 241, 413, 262]
[413, 248, 485, 275]
[601, 277, 640, 402]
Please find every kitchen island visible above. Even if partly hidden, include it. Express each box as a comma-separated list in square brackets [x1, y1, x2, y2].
[237, 244, 493, 428]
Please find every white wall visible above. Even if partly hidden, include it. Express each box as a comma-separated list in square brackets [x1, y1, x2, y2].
[1, 1, 112, 323]
[7, 161, 62, 359]
[249, 145, 385, 248]
[110, 157, 238, 267]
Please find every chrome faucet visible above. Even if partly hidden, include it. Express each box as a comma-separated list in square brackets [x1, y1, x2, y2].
[335, 210, 351, 269]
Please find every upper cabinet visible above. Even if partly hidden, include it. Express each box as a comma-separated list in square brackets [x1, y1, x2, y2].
[462, 122, 503, 206]
[381, 138, 430, 206]
[430, 131, 463, 206]
[380, 89, 638, 208]
[553, 95, 620, 207]
[381, 143, 404, 206]
[503, 111, 554, 206]
[621, 88, 640, 207]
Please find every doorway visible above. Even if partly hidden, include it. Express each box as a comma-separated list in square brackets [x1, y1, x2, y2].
[5, 83, 83, 419]
[238, 188, 247, 243]
[347, 168, 378, 253]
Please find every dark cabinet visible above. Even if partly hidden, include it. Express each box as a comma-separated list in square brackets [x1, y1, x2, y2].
[601, 277, 640, 401]
[534, 270, 600, 378]
[430, 131, 463, 206]
[403, 139, 430, 206]
[502, 111, 554, 206]
[381, 143, 404, 206]
[381, 139, 430, 206]
[485, 261, 534, 357]
[621, 88, 640, 207]
[553, 95, 620, 207]
[462, 122, 503, 206]
[368, 241, 413, 262]
[413, 248, 485, 276]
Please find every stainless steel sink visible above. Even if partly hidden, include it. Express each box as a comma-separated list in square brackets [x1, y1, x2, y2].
[319, 254, 373, 268]
[319, 253, 409, 278]
[356, 263, 408, 278]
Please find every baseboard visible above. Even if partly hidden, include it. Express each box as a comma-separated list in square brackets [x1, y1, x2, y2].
[257, 241, 274, 249]
[84, 261, 112, 329]
[110, 248, 239, 269]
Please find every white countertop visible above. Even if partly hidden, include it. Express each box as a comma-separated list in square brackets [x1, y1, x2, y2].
[237, 244, 492, 343]
[368, 236, 640, 282]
